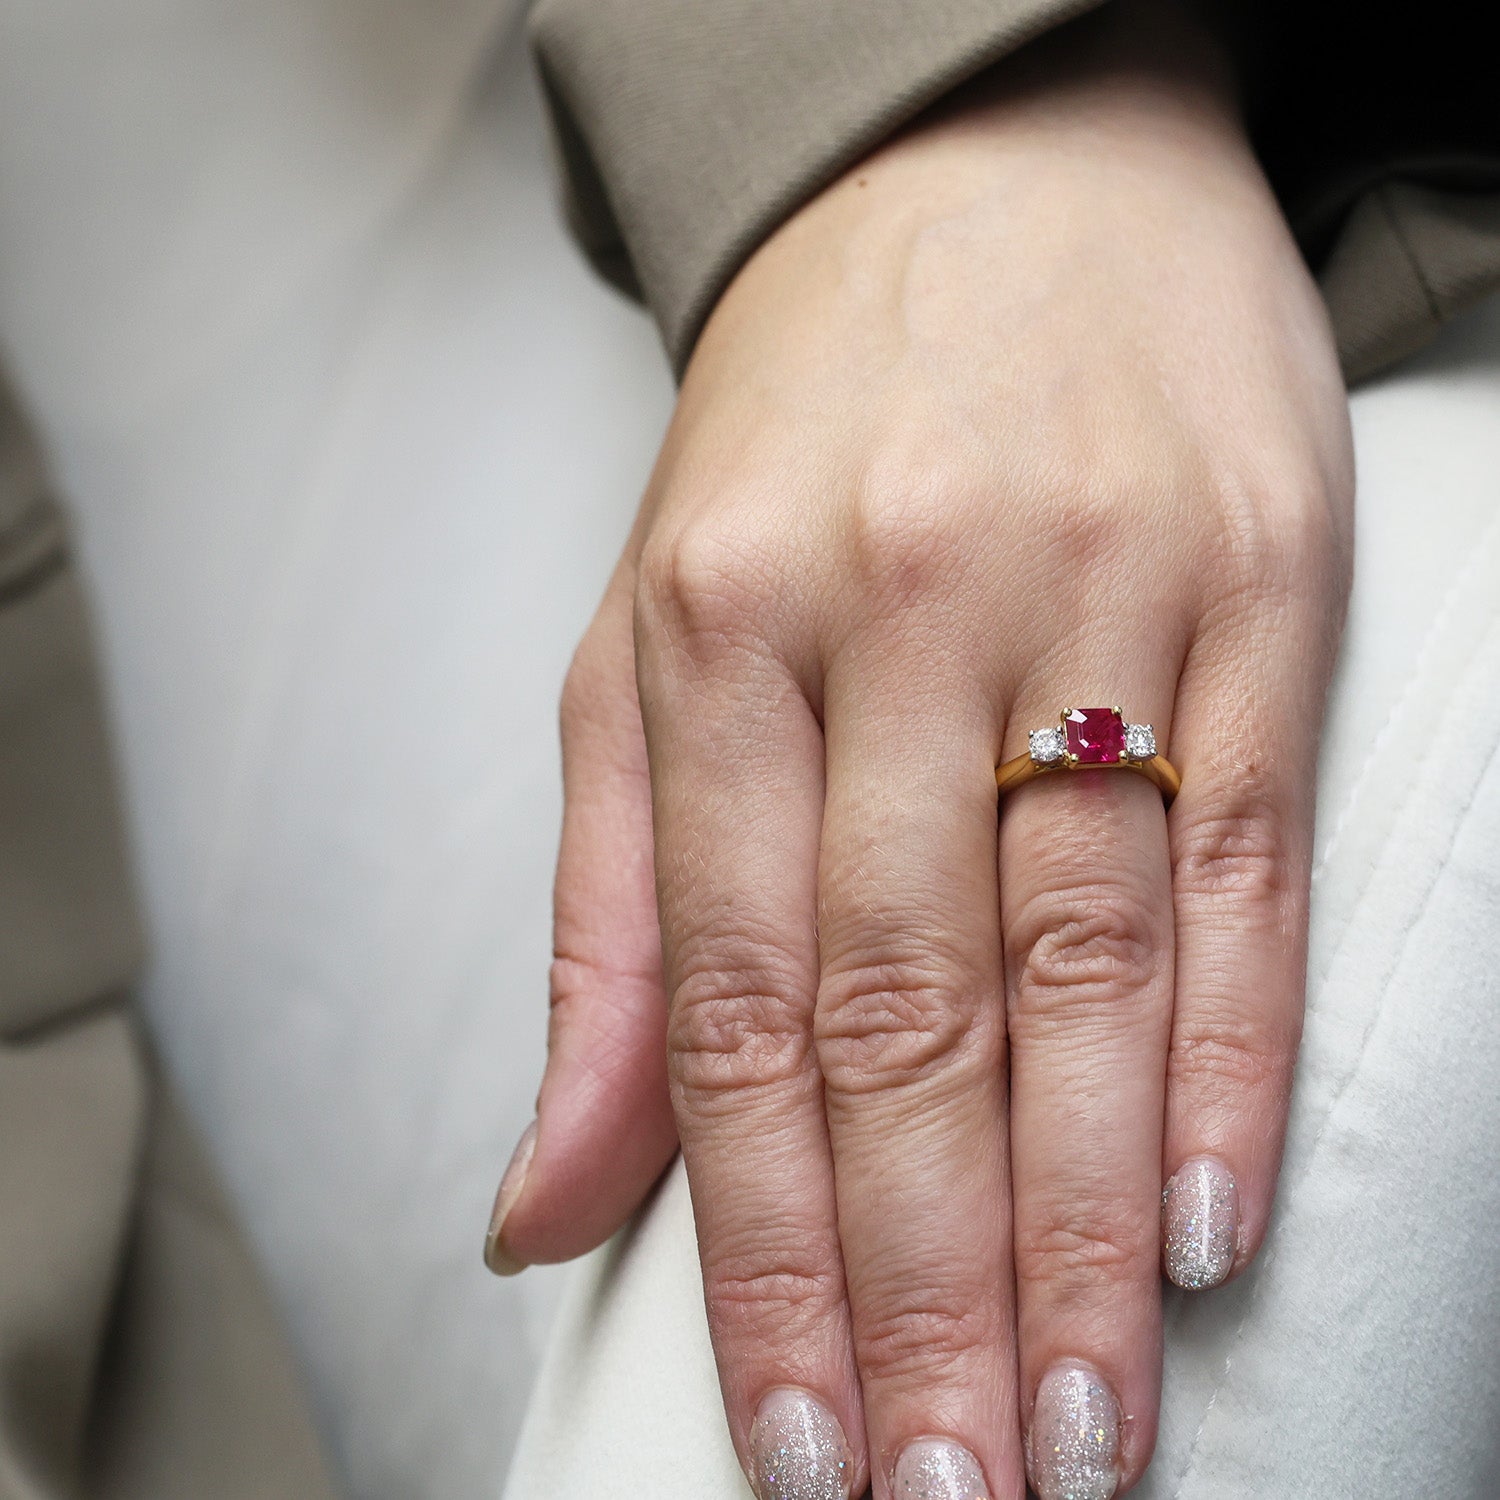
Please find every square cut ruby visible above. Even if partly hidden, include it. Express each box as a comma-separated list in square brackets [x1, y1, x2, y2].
[1064, 707, 1125, 763]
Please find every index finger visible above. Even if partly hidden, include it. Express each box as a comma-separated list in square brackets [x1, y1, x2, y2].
[635, 559, 865, 1500]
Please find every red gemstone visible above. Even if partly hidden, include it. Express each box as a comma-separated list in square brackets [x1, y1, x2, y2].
[1064, 707, 1125, 764]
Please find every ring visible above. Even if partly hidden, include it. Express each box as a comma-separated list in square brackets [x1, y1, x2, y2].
[996, 706, 1180, 803]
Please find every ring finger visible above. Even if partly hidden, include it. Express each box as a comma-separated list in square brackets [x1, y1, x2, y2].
[1000, 677, 1180, 1500]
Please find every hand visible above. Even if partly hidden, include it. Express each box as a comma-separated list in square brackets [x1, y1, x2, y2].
[488, 4, 1354, 1496]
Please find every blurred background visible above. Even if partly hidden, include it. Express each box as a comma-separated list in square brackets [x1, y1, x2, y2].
[0, 2, 672, 1495]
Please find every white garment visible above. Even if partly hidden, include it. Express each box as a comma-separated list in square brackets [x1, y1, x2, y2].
[503, 298, 1500, 1500]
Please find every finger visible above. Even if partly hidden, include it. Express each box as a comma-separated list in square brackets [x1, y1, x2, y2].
[814, 649, 1021, 1500]
[486, 563, 677, 1273]
[1001, 689, 1178, 1500]
[1159, 604, 1328, 1291]
[636, 549, 866, 1500]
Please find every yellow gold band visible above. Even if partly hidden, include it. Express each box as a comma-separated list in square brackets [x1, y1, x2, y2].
[995, 750, 1181, 803]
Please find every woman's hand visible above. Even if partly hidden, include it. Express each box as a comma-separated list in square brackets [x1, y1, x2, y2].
[488, 5, 1354, 1497]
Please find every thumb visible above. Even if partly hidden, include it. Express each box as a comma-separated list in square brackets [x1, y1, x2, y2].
[486, 565, 676, 1273]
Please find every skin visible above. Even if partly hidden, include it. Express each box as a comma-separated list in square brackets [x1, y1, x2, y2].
[490, 3, 1355, 1495]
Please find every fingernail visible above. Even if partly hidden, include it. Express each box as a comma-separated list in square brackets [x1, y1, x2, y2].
[893, 1437, 991, 1499]
[483, 1120, 537, 1276]
[748, 1387, 853, 1500]
[1162, 1155, 1239, 1290]
[1027, 1363, 1121, 1500]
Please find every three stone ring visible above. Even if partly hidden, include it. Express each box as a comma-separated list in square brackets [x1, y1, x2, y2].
[996, 706, 1181, 804]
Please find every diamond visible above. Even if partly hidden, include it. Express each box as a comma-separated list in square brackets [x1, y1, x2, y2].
[1029, 727, 1066, 765]
[1124, 722, 1156, 760]
[1064, 707, 1125, 764]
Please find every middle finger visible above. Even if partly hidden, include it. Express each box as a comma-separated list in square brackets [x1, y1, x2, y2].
[816, 642, 1020, 1500]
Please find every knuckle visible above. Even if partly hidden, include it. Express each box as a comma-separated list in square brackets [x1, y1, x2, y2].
[1169, 1014, 1297, 1106]
[845, 475, 970, 609]
[1040, 485, 1130, 577]
[548, 943, 659, 1022]
[1174, 779, 1294, 911]
[1008, 885, 1164, 1027]
[1015, 1202, 1155, 1292]
[814, 955, 981, 1096]
[636, 518, 776, 653]
[707, 1250, 846, 1350]
[547, 950, 633, 1021]
[1210, 472, 1340, 620]
[855, 1295, 993, 1384]
[667, 962, 812, 1100]
[546, 952, 661, 1095]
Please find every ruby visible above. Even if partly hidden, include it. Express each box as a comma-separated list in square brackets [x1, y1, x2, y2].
[1064, 707, 1125, 764]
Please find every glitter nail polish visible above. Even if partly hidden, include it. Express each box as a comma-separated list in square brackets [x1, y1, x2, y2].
[1026, 1363, 1120, 1500]
[1162, 1156, 1239, 1290]
[893, 1437, 991, 1499]
[748, 1388, 853, 1500]
[483, 1120, 537, 1276]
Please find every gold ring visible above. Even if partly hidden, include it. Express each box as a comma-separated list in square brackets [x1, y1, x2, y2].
[996, 706, 1180, 804]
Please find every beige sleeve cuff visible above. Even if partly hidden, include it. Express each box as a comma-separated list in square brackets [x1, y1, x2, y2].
[529, 0, 1500, 385]
[528, 0, 1106, 375]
